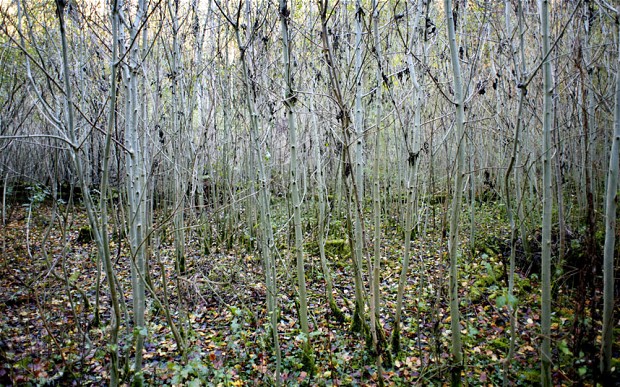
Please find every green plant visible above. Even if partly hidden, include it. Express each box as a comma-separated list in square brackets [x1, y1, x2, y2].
[26, 184, 49, 207]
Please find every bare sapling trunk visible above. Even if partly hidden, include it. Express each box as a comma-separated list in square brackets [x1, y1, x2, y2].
[279, 0, 313, 372]
[317, 0, 368, 336]
[539, 0, 554, 385]
[444, 0, 465, 383]
[119, 0, 149, 383]
[53, 0, 124, 384]
[213, 0, 282, 382]
[309, 77, 344, 322]
[600, 5, 619, 383]
[350, 0, 367, 336]
[392, 0, 425, 356]
[369, 0, 388, 381]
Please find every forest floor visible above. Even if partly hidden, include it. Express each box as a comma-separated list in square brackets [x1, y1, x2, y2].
[0, 200, 618, 386]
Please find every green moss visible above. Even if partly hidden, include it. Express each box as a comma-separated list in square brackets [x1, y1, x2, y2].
[304, 241, 319, 255]
[517, 277, 532, 292]
[489, 337, 509, 351]
[390, 325, 401, 356]
[469, 286, 483, 303]
[77, 225, 93, 243]
[351, 307, 363, 334]
[520, 369, 540, 383]
[131, 372, 144, 387]
[329, 300, 346, 323]
[301, 343, 315, 375]
[324, 239, 349, 257]
[351, 300, 368, 335]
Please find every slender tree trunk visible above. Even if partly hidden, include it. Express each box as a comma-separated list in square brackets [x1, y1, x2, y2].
[309, 78, 343, 322]
[392, 0, 425, 356]
[55, 0, 122, 383]
[444, 0, 465, 383]
[169, 0, 186, 277]
[99, 2, 122, 383]
[279, 0, 313, 372]
[600, 7, 619, 383]
[502, 2, 527, 384]
[119, 0, 149, 382]
[514, 0, 531, 262]
[2, 172, 7, 226]
[317, 0, 368, 335]
[214, 0, 284, 381]
[369, 0, 387, 381]
[539, 0, 554, 385]
[350, 0, 367, 335]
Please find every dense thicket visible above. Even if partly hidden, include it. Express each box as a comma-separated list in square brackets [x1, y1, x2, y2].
[0, 0, 618, 385]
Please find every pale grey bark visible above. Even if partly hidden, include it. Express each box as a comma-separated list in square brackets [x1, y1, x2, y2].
[119, 0, 149, 382]
[392, 0, 425, 356]
[444, 0, 465, 382]
[168, 0, 187, 280]
[370, 1, 386, 381]
[351, 0, 367, 335]
[502, 1, 527, 384]
[98, 2, 122, 383]
[278, 0, 313, 370]
[539, 0, 554, 385]
[51, 0, 123, 383]
[317, 0, 367, 334]
[213, 0, 282, 382]
[309, 78, 342, 321]
[600, 4, 619, 381]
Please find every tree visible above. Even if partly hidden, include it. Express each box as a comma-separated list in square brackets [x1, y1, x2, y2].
[444, 0, 466, 383]
[317, 0, 368, 336]
[118, 0, 150, 383]
[600, 4, 619, 383]
[50, 0, 125, 383]
[539, 0, 554, 384]
[391, 0, 426, 356]
[278, 0, 313, 372]
[213, 0, 283, 382]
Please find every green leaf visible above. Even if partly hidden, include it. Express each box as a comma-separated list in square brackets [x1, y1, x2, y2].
[15, 356, 32, 369]
[296, 332, 308, 343]
[231, 318, 240, 331]
[578, 366, 587, 376]
[69, 270, 80, 282]
[484, 261, 493, 276]
[496, 295, 507, 309]
[181, 365, 192, 379]
[507, 293, 518, 307]
[188, 378, 202, 387]
[134, 326, 148, 337]
[558, 339, 572, 355]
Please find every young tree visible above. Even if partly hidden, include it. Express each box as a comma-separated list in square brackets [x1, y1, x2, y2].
[368, 0, 387, 380]
[351, 0, 368, 336]
[502, 0, 528, 383]
[391, 0, 426, 356]
[49, 0, 126, 383]
[444, 0, 466, 383]
[600, 4, 619, 383]
[309, 74, 344, 322]
[278, 0, 313, 371]
[539, 0, 554, 385]
[118, 0, 151, 381]
[214, 0, 282, 382]
[317, 0, 367, 335]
